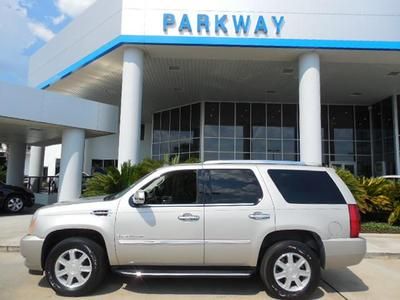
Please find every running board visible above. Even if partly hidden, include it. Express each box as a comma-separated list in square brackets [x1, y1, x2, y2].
[113, 267, 255, 278]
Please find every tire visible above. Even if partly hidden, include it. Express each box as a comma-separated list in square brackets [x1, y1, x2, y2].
[4, 194, 25, 213]
[259, 240, 321, 300]
[45, 237, 107, 297]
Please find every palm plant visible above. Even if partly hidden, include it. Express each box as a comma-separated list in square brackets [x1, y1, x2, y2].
[335, 168, 369, 213]
[358, 177, 393, 213]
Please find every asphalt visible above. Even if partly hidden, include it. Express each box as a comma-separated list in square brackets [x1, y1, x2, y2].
[0, 252, 399, 299]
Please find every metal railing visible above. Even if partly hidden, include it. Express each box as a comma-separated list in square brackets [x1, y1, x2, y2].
[24, 176, 92, 194]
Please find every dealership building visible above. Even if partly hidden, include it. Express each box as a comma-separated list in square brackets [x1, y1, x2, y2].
[2, 0, 400, 201]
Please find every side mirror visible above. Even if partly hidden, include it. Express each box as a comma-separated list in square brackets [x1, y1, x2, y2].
[133, 190, 146, 205]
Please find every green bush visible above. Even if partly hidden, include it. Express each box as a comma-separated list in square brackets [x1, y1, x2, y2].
[335, 168, 400, 225]
[83, 156, 201, 197]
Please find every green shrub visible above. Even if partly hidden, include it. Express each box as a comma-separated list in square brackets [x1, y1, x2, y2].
[335, 168, 400, 225]
[83, 156, 201, 197]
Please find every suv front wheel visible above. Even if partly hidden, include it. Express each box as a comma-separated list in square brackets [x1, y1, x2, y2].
[45, 237, 107, 297]
[260, 240, 321, 299]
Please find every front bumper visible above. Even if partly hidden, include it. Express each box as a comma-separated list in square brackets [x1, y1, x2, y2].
[20, 234, 44, 271]
[323, 237, 366, 269]
[25, 194, 35, 207]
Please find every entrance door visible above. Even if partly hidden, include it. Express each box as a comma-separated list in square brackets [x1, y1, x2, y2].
[330, 161, 357, 175]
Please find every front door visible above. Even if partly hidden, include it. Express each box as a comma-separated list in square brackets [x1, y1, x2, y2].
[115, 167, 204, 266]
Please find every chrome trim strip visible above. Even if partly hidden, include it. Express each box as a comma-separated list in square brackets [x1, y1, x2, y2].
[118, 239, 251, 245]
[118, 240, 204, 245]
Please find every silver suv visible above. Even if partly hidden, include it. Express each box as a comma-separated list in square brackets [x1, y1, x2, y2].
[21, 161, 366, 299]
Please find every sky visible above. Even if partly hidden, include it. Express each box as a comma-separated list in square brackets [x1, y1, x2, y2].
[0, 0, 97, 85]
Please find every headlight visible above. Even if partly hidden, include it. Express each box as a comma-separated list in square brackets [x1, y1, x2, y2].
[28, 212, 38, 235]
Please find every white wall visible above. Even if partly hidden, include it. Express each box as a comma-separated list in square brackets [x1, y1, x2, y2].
[44, 145, 61, 176]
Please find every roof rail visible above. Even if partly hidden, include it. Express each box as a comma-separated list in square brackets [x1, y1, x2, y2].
[202, 160, 309, 166]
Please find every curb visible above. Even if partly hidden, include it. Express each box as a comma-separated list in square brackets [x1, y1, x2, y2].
[0, 246, 20, 253]
[365, 252, 400, 259]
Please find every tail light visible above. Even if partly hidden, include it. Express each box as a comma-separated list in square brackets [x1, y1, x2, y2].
[348, 204, 361, 238]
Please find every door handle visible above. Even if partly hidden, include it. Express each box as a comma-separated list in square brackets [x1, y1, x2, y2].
[249, 212, 270, 220]
[178, 213, 200, 222]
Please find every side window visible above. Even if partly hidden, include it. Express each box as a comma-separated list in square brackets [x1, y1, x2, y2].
[268, 169, 346, 204]
[141, 170, 198, 205]
[205, 169, 263, 204]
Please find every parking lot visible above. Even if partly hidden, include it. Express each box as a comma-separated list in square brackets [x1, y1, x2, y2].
[0, 252, 399, 299]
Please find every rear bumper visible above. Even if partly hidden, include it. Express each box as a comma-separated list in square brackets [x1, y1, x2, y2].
[20, 235, 44, 271]
[323, 237, 366, 269]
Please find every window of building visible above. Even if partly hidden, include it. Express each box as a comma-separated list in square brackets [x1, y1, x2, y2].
[152, 103, 201, 161]
[141, 170, 198, 205]
[204, 169, 263, 204]
[268, 169, 346, 204]
[91, 160, 118, 174]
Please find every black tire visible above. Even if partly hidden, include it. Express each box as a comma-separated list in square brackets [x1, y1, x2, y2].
[45, 237, 107, 297]
[4, 194, 25, 213]
[259, 240, 321, 300]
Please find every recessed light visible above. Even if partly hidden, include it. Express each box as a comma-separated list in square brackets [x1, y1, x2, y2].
[173, 87, 183, 92]
[387, 71, 400, 77]
[351, 92, 362, 97]
[282, 68, 294, 75]
[169, 66, 180, 71]
[266, 90, 276, 94]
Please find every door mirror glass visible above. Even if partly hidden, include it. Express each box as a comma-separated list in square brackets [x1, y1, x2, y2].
[133, 190, 146, 205]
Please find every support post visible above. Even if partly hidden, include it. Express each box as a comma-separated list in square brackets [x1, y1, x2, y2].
[118, 47, 144, 168]
[28, 146, 44, 192]
[6, 142, 26, 187]
[392, 95, 400, 174]
[298, 52, 322, 165]
[58, 128, 85, 202]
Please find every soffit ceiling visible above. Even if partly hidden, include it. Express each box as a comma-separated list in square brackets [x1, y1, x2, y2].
[48, 45, 400, 122]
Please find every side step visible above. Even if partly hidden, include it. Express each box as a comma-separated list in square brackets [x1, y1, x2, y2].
[113, 267, 255, 278]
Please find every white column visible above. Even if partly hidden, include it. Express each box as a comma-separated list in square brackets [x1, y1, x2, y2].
[299, 52, 322, 166]
[118, 47, 144, 168]
[392, 95, 400, 174]
[28, 146, 44, 192]
[6, 142, 26, 187]
[58, 128, 85, 202]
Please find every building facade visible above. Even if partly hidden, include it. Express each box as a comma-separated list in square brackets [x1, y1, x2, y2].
[3, 0, 400, 200]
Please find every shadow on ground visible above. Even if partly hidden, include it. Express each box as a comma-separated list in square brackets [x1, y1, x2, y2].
[36, 268, 368, 299]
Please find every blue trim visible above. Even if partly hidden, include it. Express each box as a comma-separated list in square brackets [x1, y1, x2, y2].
[36, 35, 400, 89]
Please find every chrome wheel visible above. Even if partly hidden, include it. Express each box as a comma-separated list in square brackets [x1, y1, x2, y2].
[55, 249, 92, 289]
[273, 252, 311, 292]
[7, 197, 24, 212]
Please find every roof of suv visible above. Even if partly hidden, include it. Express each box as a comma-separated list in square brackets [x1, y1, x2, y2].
[203, 160, 310, 166]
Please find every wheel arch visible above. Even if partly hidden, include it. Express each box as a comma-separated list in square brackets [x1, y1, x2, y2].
[41, 228, 109, 269]
[257, 230, 325, 268]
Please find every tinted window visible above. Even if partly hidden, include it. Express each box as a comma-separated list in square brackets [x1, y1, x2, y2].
[205, 169, 263, 204]
[268, 170, 346, 204]
[142, 170, 197, 205]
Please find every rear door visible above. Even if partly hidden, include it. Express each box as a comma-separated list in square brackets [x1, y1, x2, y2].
[203, 165, 275, 266]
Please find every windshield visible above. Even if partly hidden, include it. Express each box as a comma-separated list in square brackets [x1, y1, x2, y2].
[103, 169, 160, 201]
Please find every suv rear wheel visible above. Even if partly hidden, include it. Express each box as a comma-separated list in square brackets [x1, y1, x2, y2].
[45, 237, 107, 296]
[260, 240, 320, 299]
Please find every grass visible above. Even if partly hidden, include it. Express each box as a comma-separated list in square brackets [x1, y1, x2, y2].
[361, 222, 400, 234]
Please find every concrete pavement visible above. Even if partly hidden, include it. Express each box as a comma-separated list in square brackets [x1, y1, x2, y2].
[0, 252, 399, 299]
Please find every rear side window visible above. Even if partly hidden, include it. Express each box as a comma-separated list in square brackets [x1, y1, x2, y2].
[268, 169, 346, 204]
[205, 169, 263, 204]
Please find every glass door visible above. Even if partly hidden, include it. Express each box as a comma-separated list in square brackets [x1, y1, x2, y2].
[330, 161, 357, 175]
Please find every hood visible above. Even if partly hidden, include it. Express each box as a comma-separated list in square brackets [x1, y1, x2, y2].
[2, 183, 32, 194]
[50, 196, 106, 207]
